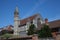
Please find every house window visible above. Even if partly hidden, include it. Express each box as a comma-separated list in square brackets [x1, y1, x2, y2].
[58, 28, 60, 32]
[18, 24, 26, 27]
[19, 31, 26, 34]
[19, 31, 27, 36]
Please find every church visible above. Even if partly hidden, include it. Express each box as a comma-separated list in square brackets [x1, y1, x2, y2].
[14, 7, 44, 36]
[0, 6, 60, 37]
[13, 6, 60, 36]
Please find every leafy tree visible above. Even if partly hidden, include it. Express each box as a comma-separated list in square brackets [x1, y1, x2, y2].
[38, 24, 52, 38]
[27, 24, 36, 35]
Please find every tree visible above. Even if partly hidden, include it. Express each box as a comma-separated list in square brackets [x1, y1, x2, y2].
[38, 24, 52, 38]
[27, 24, 36, 35]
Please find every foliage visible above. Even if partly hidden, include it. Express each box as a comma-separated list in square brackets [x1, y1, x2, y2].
[27, 24, 36, 35]
[0, 30, 13, 35]
[1, 33, 12, 39]
[38, 24, 52, 38]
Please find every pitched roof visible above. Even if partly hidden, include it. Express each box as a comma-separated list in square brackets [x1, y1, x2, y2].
[20, 14, 39, 26]
[37, 20, 60, 30]
[49, 20, 60, 28]
[20, 14, 60, 29]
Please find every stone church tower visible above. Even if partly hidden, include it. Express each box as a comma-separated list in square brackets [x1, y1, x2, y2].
[14, 6, 20, 35]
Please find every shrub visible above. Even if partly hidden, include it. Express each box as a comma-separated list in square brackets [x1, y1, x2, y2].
[38, 24, 52, 38]
[27, 24, 36, 35]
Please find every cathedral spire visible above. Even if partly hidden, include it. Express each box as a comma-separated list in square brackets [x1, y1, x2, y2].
[14, 6, 19, 17]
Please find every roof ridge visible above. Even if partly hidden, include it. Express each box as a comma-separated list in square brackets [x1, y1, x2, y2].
[20, 13, 40, 21]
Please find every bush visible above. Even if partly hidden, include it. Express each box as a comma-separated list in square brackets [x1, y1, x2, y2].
[1, 33, 12, 39]
[27, 24, 36, 35]
[0, 30, 14, 36]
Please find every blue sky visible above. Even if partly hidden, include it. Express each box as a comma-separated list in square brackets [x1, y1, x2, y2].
[0, 0, 60, 28]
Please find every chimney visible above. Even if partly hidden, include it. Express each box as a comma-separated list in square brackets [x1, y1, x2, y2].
[45, 18, 48, 25]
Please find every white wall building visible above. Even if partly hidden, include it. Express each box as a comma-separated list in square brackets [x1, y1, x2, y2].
[14, 7, 44, 36]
